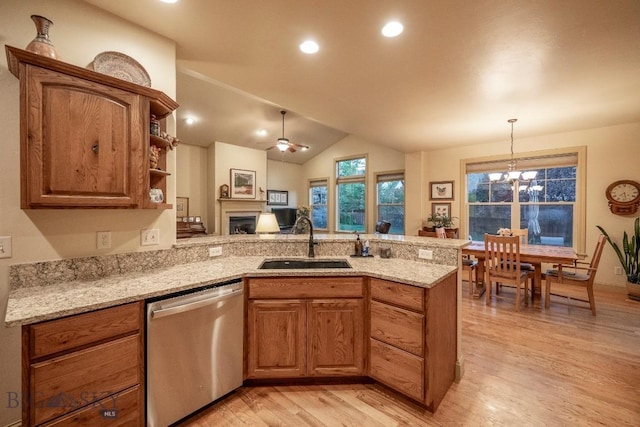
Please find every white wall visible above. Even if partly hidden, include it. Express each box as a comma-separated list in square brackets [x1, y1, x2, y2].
[0, 1, 176, 424]
[266, 159, 304, 209]
[176, 144, 209, 226]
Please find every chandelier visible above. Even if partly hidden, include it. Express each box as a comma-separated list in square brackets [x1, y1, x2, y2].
[489, 119, 539, 189]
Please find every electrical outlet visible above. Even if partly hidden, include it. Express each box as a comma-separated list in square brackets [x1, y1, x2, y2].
[141, 228, 160, 246]
[614, 266, 623, 275]
[209, 246, 222, 257]
[96, 231, 111, 250]
[418, 249, 433, 260]
[0, 236, 12, 259]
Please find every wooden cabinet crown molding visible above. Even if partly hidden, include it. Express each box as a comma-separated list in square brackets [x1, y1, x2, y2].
[6, 45, 178, 118]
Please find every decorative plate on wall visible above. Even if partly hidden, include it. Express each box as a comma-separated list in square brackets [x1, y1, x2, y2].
[88, 51, 151, 87]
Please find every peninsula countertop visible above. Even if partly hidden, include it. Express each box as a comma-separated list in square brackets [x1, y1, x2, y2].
[5, 254, 458, 327]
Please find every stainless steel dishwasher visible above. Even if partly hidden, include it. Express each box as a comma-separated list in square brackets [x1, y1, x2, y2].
[146, 279, 244, 426]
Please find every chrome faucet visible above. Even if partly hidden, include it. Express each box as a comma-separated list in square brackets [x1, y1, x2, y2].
[293, 215, 317, 257]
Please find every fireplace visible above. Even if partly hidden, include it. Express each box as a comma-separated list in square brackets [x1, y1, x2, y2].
[229, 215, 257, 234]
[218, 199, 266, 235]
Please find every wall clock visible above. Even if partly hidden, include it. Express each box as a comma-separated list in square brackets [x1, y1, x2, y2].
[605, 180, 640, 215]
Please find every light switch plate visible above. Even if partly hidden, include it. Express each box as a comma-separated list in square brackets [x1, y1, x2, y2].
[96, 231, 111, 249]
[141, 228, 160, 246]
[0, 236, 12, 259]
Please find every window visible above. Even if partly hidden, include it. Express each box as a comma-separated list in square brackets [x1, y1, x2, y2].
[309, 178, 328, 229]
[466, 151, 582, 248]
[336, 156, 366, 232]
[376, 172, 404, 234]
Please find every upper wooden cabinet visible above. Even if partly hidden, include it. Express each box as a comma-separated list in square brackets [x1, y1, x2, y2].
[5, 45, 179, 209]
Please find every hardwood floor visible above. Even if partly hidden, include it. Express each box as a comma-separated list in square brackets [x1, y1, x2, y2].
[179, 283, 640, 426]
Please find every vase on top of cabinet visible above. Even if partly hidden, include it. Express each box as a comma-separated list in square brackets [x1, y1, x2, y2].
[5, 45, 179, 209]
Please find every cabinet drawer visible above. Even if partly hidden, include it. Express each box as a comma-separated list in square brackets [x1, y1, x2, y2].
[370, 301, 424, 356]
[29, 302, 142, 359]
[248, 277, 364, 299]
[369, 338, 424, 402]
[370, 278, 424, 312]
[41, 385, 142, 427]
[31, 334, 141, 425]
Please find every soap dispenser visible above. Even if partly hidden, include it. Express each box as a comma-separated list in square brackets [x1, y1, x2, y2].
[355, 233, 363, 256]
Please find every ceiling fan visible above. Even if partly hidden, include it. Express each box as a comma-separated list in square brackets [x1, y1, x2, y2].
[266, 110, 309, 153]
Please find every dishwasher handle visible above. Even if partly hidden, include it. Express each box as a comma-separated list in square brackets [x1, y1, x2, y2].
[151, 288, 243, 319]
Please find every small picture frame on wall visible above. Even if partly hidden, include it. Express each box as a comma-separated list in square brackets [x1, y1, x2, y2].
[267, 190, 288, 206]
[432, 203, 452, 218]
[230, 168, 256, 199]
[430, 181, 454, 200]
[176, 197, 189, 217]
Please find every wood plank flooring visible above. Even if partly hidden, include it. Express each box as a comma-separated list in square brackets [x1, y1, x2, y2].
[179, 283, 640, 426]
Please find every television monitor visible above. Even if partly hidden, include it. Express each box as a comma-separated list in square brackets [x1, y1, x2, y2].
[271, 208, 297, 230]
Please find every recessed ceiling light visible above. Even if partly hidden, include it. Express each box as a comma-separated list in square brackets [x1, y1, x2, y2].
[184, 116, 195, 125]
[301, 146, 309, 151]
[160, 0, 179, 3]
[256, 129, 267, 137]
[382, 21, 404, 38]
[299, 40, 319, 54]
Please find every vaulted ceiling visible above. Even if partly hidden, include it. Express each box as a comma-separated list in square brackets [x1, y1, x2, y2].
[84, 0, 640, 164]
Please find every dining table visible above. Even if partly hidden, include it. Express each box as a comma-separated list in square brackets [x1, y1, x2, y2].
[462, 241, 579, 300]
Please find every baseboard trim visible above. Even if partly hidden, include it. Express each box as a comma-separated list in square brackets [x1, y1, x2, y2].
[4, 420, 21, 427]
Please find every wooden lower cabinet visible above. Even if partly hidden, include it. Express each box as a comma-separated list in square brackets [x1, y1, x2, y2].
[22, 302, 144, 426]
[245, 277, 365, 379]
[369, 276, 457, 411]
[246, 300, 306, 378]
[369, 339, 424, 402]
[308, 299, 364, 376]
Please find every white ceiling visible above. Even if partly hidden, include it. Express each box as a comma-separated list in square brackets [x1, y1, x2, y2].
[84, 0, 640, 164]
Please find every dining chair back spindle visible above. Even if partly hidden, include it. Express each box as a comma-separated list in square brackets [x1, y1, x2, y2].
[484, 234, 530, 311]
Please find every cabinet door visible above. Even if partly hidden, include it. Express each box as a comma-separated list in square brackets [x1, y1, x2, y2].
[307, 299, 364, 376]
[246, 300, 306, 378]
[23, 65, 144, 208]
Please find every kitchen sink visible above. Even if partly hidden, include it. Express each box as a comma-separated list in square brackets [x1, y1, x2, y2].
[259, 259, 352, 269]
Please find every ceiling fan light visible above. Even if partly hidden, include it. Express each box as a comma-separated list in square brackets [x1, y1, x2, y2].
[276, 138, 290, 152]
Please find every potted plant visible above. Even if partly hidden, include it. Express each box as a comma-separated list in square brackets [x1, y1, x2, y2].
[596, 217, 640, 299]
[426, 213, 457, 231]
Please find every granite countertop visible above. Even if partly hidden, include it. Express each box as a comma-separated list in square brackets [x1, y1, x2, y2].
[5, 255, 457, 327]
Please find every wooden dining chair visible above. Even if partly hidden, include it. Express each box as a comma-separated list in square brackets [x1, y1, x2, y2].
[503, 228, 535, 299]
[484, 234, 530, 311]
[544, 234, 606, 315]
[511, 228, 529, 244]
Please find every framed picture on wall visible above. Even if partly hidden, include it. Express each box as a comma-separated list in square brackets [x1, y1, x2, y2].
[432, 203, 452, 218]
[176, 197, 189, 217]
[429, 181, 454, 200]
[267, 190, 288, 206]
[230, 168, 256, 199]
